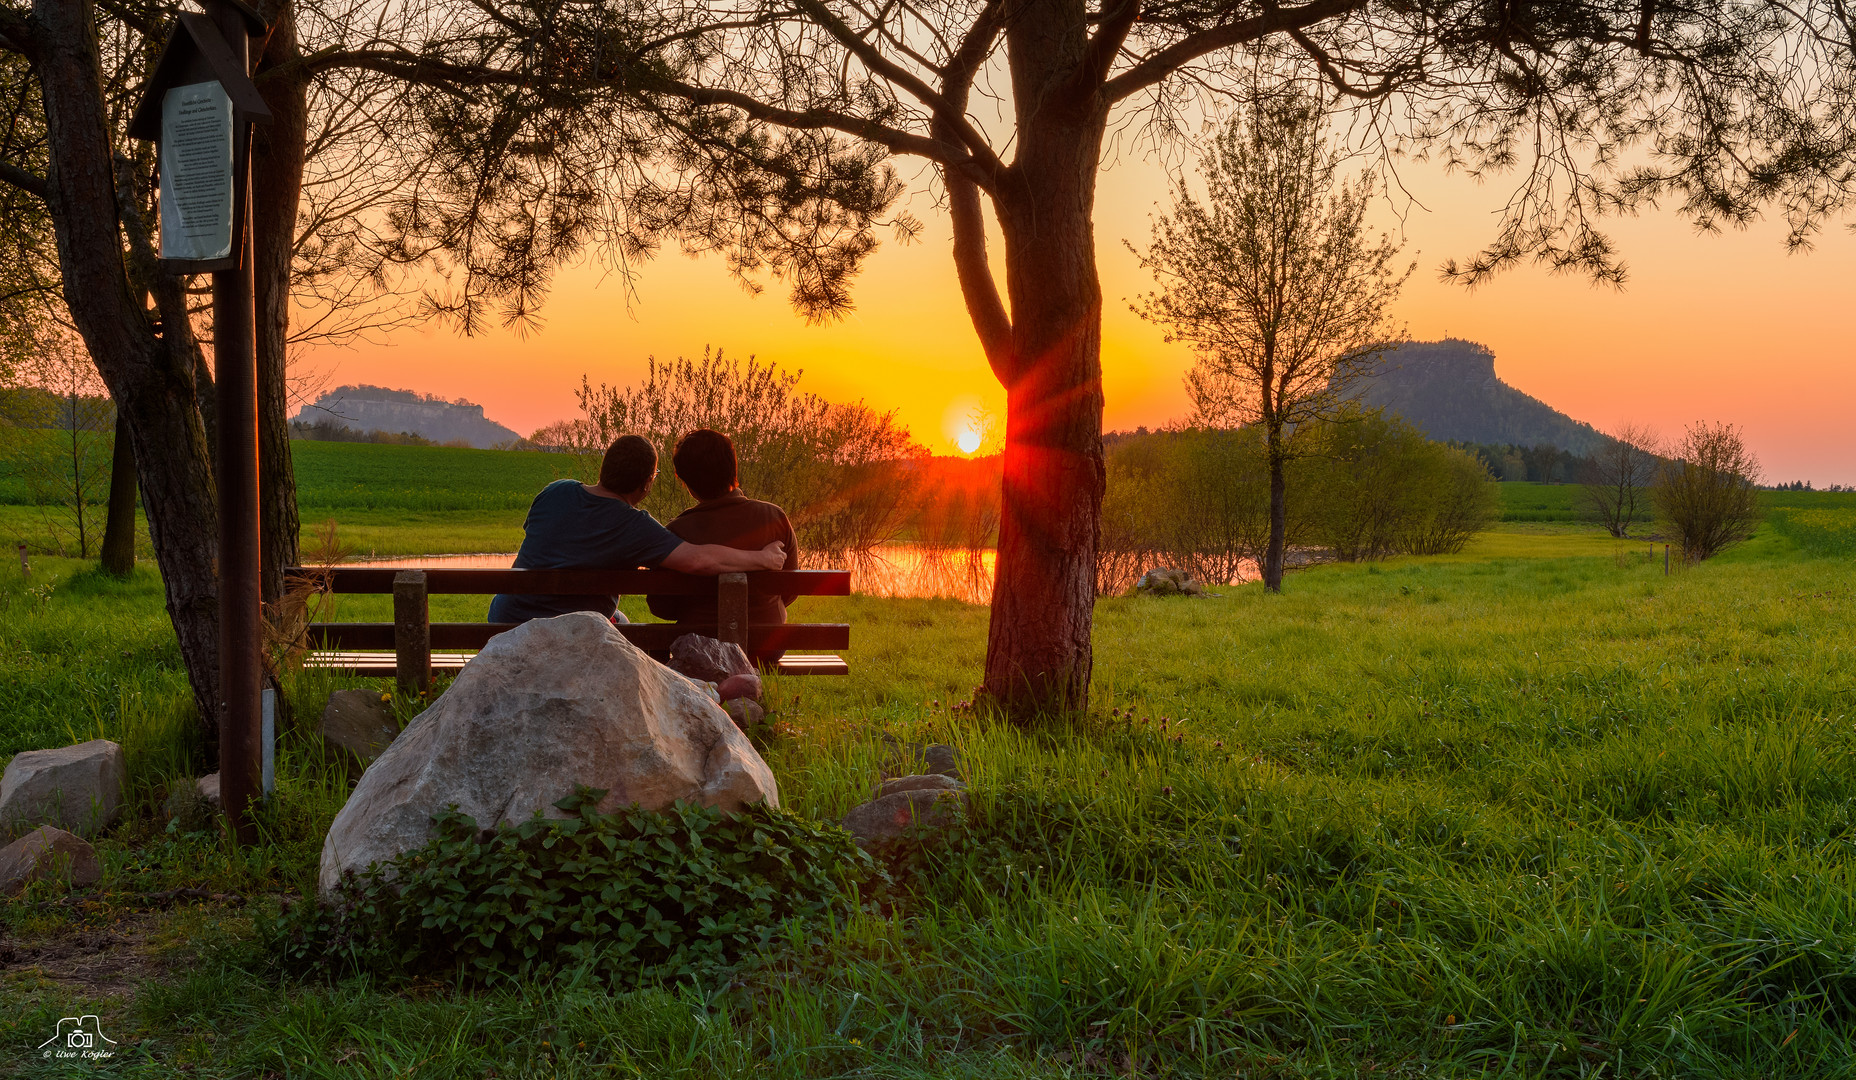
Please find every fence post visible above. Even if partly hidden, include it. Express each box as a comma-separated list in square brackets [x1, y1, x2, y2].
[16, 543, 26, 580]
[718, 572, 750, 652]
[393, 570, 430, 696]
[1663, 544, 1669, 576]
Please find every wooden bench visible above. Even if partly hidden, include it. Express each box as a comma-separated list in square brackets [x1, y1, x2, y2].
[285, 566, 851, 692]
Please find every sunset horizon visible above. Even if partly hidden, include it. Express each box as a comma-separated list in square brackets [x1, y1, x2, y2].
[296, 150, 1856, 486]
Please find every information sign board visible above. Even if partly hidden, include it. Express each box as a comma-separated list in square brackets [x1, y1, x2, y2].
[158, 81, 236, 262]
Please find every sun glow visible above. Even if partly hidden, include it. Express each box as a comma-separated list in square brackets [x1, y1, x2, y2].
[955, 428, 982, 454]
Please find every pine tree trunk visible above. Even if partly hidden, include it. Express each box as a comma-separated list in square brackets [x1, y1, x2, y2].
[32, 0, 223, 737]
[252, 4, 306, 604]
[980, 109, 1107, 717]
[99, 410, 137, 576]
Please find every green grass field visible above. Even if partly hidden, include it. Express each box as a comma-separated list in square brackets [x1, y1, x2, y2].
[5, 506, 1856, 1076]
[2, 438, 1830, 558]
[4, 440, 1856, 1077]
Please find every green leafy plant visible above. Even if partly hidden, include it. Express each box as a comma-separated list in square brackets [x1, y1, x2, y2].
[271, 787, 882, 987]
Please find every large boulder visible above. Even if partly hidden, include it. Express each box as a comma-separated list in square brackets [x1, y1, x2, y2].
[320, 688, 400, 768]
[0, 825, 101, 895]
[318, 613, 778, 897]
[668, 634, 754, 685]
[0, 740, 124, 837]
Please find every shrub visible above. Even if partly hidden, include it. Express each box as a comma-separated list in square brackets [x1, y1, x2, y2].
[572, 348, 923, 558]
[1396, 445, 1500, 555]
[1304, 409, 1497, 560]
[271, 788, 882, 987]
[1655, 421, 1761, 561]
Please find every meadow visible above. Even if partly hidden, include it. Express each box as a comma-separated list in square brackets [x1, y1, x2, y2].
[2, 444, 1855, 1078]
[1, 437, 1830, 557]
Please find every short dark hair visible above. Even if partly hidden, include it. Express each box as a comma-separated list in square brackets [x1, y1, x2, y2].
[599, 435, 657, 493]
[672, 428, 738, 499]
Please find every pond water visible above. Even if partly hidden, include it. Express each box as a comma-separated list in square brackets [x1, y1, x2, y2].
[351, 544, 1002, 603]
[350, 544, 1265, 601]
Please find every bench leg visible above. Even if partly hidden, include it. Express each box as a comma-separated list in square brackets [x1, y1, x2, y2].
[394, 569, 430, 695]
[718, 572, 749, 652]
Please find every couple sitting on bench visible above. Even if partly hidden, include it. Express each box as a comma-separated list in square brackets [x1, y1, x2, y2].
[486, 429, 800, 664]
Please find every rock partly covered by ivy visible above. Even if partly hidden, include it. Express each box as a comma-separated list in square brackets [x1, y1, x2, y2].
[280, 790, 880, 986]
[318, 612, 778, 897]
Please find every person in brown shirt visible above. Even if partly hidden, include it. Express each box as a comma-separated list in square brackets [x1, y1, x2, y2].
[646, 429, 799, 664]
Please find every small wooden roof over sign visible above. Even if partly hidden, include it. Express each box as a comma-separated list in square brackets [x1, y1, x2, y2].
[127, 4, 272, 142]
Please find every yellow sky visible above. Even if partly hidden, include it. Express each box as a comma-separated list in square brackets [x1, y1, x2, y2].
[299, 150, 1856, 485]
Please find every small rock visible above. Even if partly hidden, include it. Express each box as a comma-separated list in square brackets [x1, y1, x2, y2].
[321, 688, 400, 768]
[880, 735, 963, 781]
[0, 825, 101, 895]
[197, 772, 222, 810]
[0, 739, 125, 837]
[717, 672, 762, 703]
[1134, 567, 1206, 597]
[841, 788, 970, 848]
[876, 773, 966, 799]
[668, 634, 754, 685]
[722, 698, 765, 730]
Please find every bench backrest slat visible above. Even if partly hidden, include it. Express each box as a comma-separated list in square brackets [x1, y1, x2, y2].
[305, 621, 850, 652]
[286, 567, 850, 597]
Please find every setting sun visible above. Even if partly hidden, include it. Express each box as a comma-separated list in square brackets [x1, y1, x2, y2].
[955, 428, 982, 454]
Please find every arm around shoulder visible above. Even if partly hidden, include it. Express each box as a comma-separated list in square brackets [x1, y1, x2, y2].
[660, 540, 786, 575]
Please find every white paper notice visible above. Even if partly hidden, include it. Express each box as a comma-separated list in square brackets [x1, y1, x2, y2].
[158, 81, 234, 261]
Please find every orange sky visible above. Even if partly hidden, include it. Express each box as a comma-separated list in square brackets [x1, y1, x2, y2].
[299, 150, 1856, 486]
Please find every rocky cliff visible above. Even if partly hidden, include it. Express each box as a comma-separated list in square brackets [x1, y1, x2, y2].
[292, 386, 520, 449]
[1350, 339, 1607, 455]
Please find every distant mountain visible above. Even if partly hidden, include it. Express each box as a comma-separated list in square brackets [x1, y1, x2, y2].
[292, 385, 519, 449]
[1349, 339, 1608, 456]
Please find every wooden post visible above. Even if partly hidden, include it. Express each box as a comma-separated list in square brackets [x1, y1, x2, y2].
[211, 2, 262, 846]
[393, 569, 430, 696]
[126, 0, 273, 845]
[718, 572, 750, 652]
[16, 543, 25, 580]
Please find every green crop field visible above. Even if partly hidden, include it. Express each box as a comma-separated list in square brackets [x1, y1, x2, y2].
[4, 494, 1856, 1076]
[293, 440, 573, 512]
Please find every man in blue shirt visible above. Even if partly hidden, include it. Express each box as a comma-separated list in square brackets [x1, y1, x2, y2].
[488, 435, 784, 623]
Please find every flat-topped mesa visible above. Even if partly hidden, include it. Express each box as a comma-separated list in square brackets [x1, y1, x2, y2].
[1352, 338, 1607, 456]
[292, 385, 520, 447]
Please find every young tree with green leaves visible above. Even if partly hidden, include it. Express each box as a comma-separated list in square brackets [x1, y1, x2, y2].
[1133, 88, 1410, 592]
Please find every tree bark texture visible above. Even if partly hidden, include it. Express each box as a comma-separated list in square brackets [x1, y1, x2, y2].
[99, 409, 137, 576]
[251, 3, 305, 604]
[1264, 428, 1287, 592]
[970, 22, 1109, 715]
[32, 0, 224, 737]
